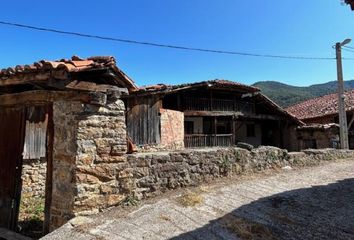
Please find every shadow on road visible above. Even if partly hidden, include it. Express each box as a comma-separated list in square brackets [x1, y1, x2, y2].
[170, 178, 354, 240]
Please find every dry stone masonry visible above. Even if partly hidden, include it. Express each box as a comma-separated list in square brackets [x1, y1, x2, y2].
[47, 97, 354, 230]
[50, 98, 127, 230]
[21, 158, 47, 197]
[127, 147, 354, 199]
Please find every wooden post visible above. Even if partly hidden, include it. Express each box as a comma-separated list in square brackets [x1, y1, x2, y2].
[348, 111, 354, 130]
[43, 104, 54, 234]
[210, 90, 213, 111]
[214, 116, 217, 146]
[231, 116, 235, 145]
[177, 93, 181, 111]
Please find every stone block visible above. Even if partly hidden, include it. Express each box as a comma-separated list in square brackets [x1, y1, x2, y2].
[237, 142, 254, 151]
[77, 154, 95, 165]
[96, 155, 127, 163]
[107, 194, 125, 206]
[118, 168, 134, 179]
[111, 144, 127, 156]
[76, 173, 100, 184]
[120, 178, 136, 193]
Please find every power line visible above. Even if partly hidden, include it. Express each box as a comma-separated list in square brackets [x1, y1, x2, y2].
[0, 20, 349, 60]
[343, 45, 354, 49]
[342, 47, 354, 53]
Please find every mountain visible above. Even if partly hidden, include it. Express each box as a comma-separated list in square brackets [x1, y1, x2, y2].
[252, 80, 354, 107]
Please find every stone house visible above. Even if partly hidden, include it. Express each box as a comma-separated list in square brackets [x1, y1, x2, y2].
[124, 80, 303, 152]
[0, 56, 305, 235]
[296, 124, 340, 149]
[0, 56, 137, 232]
[286, 90, 354, 149]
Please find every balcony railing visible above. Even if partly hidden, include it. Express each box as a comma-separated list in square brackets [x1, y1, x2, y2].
[184, 134, 233, 148]
[183, 97, 254, 113]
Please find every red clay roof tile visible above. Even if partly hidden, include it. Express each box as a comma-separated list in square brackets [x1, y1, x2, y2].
[286, 90, 354, 120]
[137, 79, 260, 93]
[0, 56, 138, 91]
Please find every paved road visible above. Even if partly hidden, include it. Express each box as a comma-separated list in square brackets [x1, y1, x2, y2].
[43, 159, 354, 240]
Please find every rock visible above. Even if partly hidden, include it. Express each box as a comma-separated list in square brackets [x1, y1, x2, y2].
[237, 142, 254, 151]
[282, 166, 292, 171]
[69, 216, 93, 227]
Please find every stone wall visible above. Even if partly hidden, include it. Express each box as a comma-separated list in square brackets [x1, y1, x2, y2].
[48, 98, 354, 231]
[22, 158, 46, 197]
[50, 99, 127, 230]
[159, 109, 184, 151]
[297, 125, 339, 150]
[126, 147, 354, 199]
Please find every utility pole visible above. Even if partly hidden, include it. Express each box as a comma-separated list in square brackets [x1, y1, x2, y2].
[335, 39, 351, 149]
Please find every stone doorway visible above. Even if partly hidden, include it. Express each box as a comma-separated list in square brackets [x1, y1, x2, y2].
[18, 106, 51, 239]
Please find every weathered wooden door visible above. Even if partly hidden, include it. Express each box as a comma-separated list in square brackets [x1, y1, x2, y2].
[0, 107, 26, 230]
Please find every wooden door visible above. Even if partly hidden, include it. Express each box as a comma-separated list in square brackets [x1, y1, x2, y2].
[0, 107, 26, 230]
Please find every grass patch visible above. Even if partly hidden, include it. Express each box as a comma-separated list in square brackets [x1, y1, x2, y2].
[159, 215, 171, 221]
[18, 193, 45, 239]
[221, 215, 275, 240]
[121, 195, 139, 207]
[177, 191, 203, 207]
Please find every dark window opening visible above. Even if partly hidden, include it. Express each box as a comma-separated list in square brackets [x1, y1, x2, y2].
[203, 118, 213, 134]
[303, 139, 317, 149]
[246, 124, 256, 137]
[185, 121, 194, 134]
[216, 120, 231, 134]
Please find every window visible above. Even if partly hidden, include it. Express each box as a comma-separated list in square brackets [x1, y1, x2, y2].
[216, 118, 231, 134]
[246, 124, 256, 137]
[185, 121, 194, 134]
[303, 139, 317, 149]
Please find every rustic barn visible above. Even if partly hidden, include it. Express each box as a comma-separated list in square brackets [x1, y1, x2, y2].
[286, 90, 354, 149]
[0, 56, 136, 233]
[124, 80, 303, 152]
[296, 124, 340, 150]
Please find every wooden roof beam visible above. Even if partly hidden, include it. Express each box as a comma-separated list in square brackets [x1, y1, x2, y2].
[0, 90, 107, 107]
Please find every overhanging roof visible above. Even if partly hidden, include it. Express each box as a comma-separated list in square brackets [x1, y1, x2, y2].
[285, 90, 354, 121]
[130, 79, 260, 96]
[0, 55, 138, 92]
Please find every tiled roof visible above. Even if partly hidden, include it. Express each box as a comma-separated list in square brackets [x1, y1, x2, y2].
[137, 79, 260, 93]
[136, 79, 302, 125]
[0, 55, 138, 91]
[286, 90, 354, 120]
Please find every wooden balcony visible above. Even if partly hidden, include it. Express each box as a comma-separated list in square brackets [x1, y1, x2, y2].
[183, 97, 254, 113]
[184, 134, 233, 148]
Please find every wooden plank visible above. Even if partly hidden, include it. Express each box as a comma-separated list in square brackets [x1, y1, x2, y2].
[0, 107, 26, 230]
[0, 72, 51, 86]
[65, 80, 129, 94]
[43, 104, 53, 234]
[348, 112, 354, 130]
[231, 117, 235, 145]
[214, 117, 217, 146]
[23, 107, 48, 160]
[184, 110, 241, 117]
[0, 90, 107, 107]
[125, 96, 163, 145]
[242, 113, 282, 120]
[156, 99, 162, 144]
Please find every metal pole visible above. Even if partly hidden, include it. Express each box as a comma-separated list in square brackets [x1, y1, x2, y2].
[336, 42, 349, 149]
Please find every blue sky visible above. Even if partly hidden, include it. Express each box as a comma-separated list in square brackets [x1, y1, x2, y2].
[0, 1, 353, 87]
